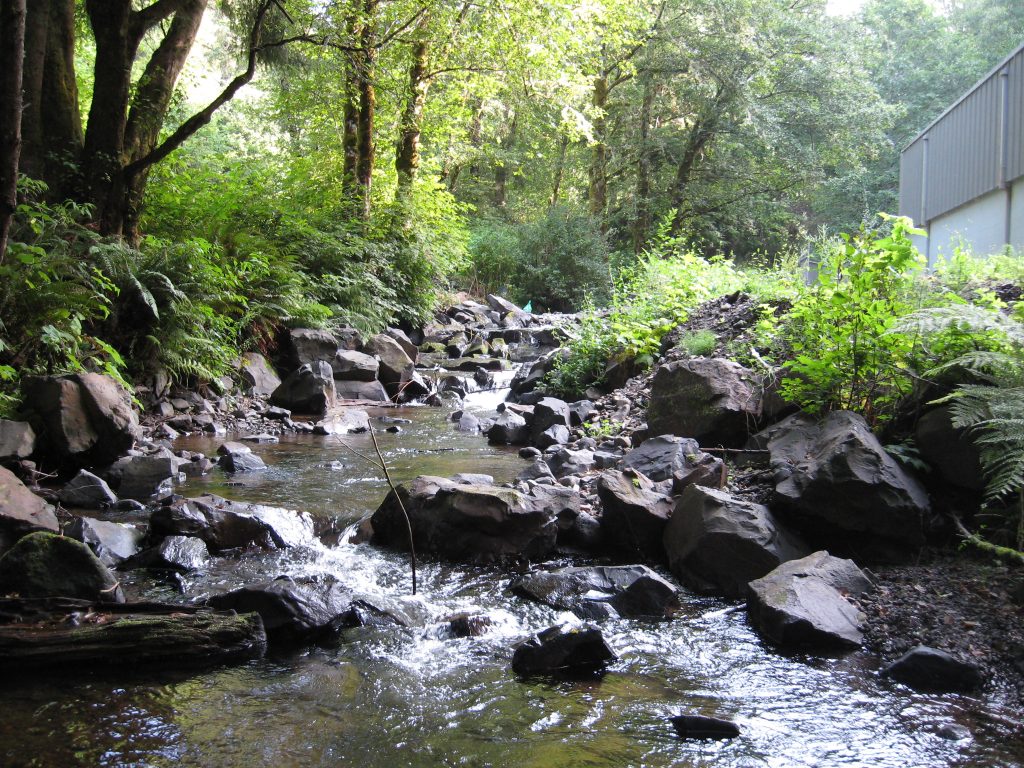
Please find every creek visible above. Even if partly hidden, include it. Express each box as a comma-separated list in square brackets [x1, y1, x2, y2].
[1, 375, 1021, 768]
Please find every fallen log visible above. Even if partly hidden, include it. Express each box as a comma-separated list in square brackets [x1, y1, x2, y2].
[0, 597, 267, 671]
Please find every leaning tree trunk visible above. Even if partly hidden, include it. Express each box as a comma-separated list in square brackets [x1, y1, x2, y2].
[20, 0, 82, 202]
[395, 34, 431, 204]
[549, 134, 569, 209]
[0, 0, 26, 264]
[355, 0, 380, 222]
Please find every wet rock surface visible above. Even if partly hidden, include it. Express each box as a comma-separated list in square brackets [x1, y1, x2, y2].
[511, 565, 680, 619]
[511, 623, 617, 676]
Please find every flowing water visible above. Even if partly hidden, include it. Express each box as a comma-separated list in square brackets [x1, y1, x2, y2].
[1, 379, 1022, 768]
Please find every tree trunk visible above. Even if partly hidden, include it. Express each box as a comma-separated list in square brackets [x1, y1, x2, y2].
[20, 0, 81, 201]
[549, 134, 569, 209]
[0, 598, 267, 670]
[633, 74, 654, 253]
[355, 0, 379, 221]
[587, 74, 609, 223]
[494, 114, 517, 209]
[342, 13, 360, 190]
[395, 31, 431, 202]
[0, 0, 26, 264]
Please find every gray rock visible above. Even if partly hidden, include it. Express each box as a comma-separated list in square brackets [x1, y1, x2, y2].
[371, 476, 557, 564]
[569, 400, 596, 427]
[238, 352, 281, 396]
[127, 535, 210, 571]
[151, 494, 316, 552]
[456, 412, 481, 433]
[314, 408, 370, 435]
[217, 441, 252, 457]
[334, 379, 390, 402]
[264, 406, 292, 420]
[647, 358, 762, 447]
[59, 469, 118, 509]
[487, 411, 530, 445]
[664, 485, 808, 597]
[597, 470, 673, 561]
[364, 334, 415, 396]
[0, 531, 124, 602]
[768, 411, 930, 546]
[452, 473, 494, 485]
[385, 327, 419, 362]
[882, 646, 984, 692]
[209, 575, 353, 643]
[218, 451, 267, 472]
[536, 424, 571, 449]
[282, 328, 340, 373]
[547, 447, 595, 477]
[621, 435, 724, 493]
[512, 623, 617, 676]
[746, 551, 874, 649]
[240, 433, 278, 443]
[21, 373, 139, 464]
[517, 458, 556, 483]
[512, 565, 680, 619]
[65, 516, 143, 566]
[117, 455, 181, 500]
[271, 362, 336, 415]
[0, 420, 36, 459]
[332, 350, 379, 382]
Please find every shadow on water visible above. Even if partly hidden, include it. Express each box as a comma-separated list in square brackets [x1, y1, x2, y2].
[2, 391, 1023, 767]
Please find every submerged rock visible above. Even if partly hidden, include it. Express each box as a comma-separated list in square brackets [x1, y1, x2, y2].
[670, 714, 741, 740]
[512, 623, 617, 676]
[511, 565, 679, 620]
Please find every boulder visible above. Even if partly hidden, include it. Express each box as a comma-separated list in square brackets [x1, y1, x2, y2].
[546, 447, 595, 477]
[394, 369, 432, 402]
[746, 551, 874, 649]
[882, 646, 983, 692]
[385, 327, 419, 362]
[271, 362, 336, 415]
[646, 358, 762, 447]
[218, 450, 267, 472]
[335, 380, 390, 402]
[209, 575, 353, 643]
[511, 565, 680, 620]
[767, 411, 930, 546]
[512, 623, 617, 676]
[517, 458, 556, 483]
[596, 470, 673, 561]
[345, 594, 430, 629]
[486, 293, 529, 319]
[0, 531, 124, 602]
[670, 715, 741, 740]
[58, 469, 117, 509]
[456, 412, 481, 433]
[65, 517, 144, 566]
[151, 494, 316, 552]
[569, 400, 596, 427]
[487, 411, 530, 445]
[0, 420, 35, 460]
[238, 352, 281, 396]
[281, 328, 339, 373]
[127, 535, 210, 571]
[314, 409, 371, 435]
[914, 406, 985, 491]
[364, 334, 415, 395]
[116, 454, 182, 500]
[332, 350, 379, 382]
[531, 397, 571, 438]
[371, 476, 557, 564]
[536, 424, 571, 449]
[21, 374, 139, 464]
[620, 435, 724, 493]
[664, 485, 808, 597]
[0, 466, 58, 551]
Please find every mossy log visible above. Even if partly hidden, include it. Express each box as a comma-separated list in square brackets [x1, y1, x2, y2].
[0, 597, 267, 671]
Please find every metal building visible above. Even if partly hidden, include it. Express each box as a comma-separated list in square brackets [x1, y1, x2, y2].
[899, 40, 1024, 262]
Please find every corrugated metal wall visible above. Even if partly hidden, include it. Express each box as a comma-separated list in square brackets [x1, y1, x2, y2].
[899, 42, 1024, 226]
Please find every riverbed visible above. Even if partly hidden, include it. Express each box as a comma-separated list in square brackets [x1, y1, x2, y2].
[1, 387, 1021, 768]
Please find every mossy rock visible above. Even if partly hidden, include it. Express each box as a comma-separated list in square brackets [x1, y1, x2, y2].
[0, 532, 125, 603]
